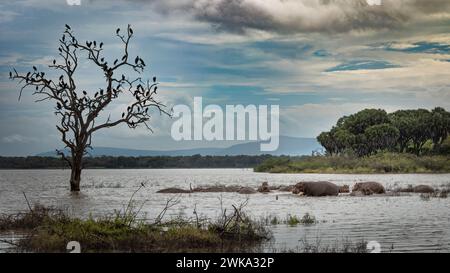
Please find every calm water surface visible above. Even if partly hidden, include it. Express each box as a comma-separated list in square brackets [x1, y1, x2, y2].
[1, 169, 449, 252]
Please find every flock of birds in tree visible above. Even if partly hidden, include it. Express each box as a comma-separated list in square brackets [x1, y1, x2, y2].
[8, 23, 167, 131]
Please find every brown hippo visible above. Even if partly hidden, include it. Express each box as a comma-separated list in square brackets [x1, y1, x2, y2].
[339, 185, 350, 193]
[413, 185, 434, 193]
[352, 182, 385, 195]
[157, 187, 192, 193]
[257, 182, 271, 193]
[292, 181, 339, 197]
[193, 185, 240, 192]
[238, 187, 257, 194]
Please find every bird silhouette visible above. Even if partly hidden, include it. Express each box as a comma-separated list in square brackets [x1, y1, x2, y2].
[65, 24, 71, 30]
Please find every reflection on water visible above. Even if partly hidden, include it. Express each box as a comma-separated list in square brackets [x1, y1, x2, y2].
[0, 169, 449, 252]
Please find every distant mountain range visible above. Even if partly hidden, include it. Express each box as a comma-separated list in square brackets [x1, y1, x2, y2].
[37, 136, 322, 157]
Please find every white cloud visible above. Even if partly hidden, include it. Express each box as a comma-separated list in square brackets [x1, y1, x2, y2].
[2, 134, 39, 143]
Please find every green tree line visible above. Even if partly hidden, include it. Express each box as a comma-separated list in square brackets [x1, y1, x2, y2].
[317, 107, 450, 157]
[0, 155, 273, 169]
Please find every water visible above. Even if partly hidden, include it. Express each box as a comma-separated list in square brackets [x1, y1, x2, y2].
[1, 169, 449, 252]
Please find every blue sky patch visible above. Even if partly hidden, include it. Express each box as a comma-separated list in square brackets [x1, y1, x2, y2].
[381, 42, 450, 54]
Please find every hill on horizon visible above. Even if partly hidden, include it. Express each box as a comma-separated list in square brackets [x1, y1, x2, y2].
[36, 136, 322, 157]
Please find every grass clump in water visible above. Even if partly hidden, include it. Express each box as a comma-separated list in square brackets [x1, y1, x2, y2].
[0, 196, 271, 253]
[286, 215, 300, 226]
[300, 213, 316, 225]
[263, 213, 317, 227]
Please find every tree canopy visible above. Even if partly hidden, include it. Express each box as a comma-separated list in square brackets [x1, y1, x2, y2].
[317, 107, 450, 156]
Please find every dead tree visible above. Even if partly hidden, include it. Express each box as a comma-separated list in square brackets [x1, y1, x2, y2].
[10, 24, 169, 191]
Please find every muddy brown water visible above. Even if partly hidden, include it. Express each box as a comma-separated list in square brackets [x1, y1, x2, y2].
[0, 169, 449, 252]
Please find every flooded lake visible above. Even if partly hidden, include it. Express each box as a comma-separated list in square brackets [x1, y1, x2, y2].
[1, 169, 449, 252]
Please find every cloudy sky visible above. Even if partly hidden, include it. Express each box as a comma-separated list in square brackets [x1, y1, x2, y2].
[1, 0, 450, 155]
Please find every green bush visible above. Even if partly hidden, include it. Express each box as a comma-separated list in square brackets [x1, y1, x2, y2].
[256, 152, 450, 173]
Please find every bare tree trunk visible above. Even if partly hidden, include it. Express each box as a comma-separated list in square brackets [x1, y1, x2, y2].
[70, 152, 83, 192]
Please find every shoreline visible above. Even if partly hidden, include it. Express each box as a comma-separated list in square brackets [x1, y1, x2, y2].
[0, 167, 449, 175]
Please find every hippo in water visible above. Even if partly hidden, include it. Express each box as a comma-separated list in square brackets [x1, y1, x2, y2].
[352, 182, 385, 195]
[413, 185, 434, 193]
[292, 181, 339, 197]
[257, 182, 271, 193]
[238, 187, 257, 194]
[339, 185, 350, 193]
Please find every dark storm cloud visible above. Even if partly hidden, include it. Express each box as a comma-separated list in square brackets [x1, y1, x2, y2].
[122, 0, 450, 34]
